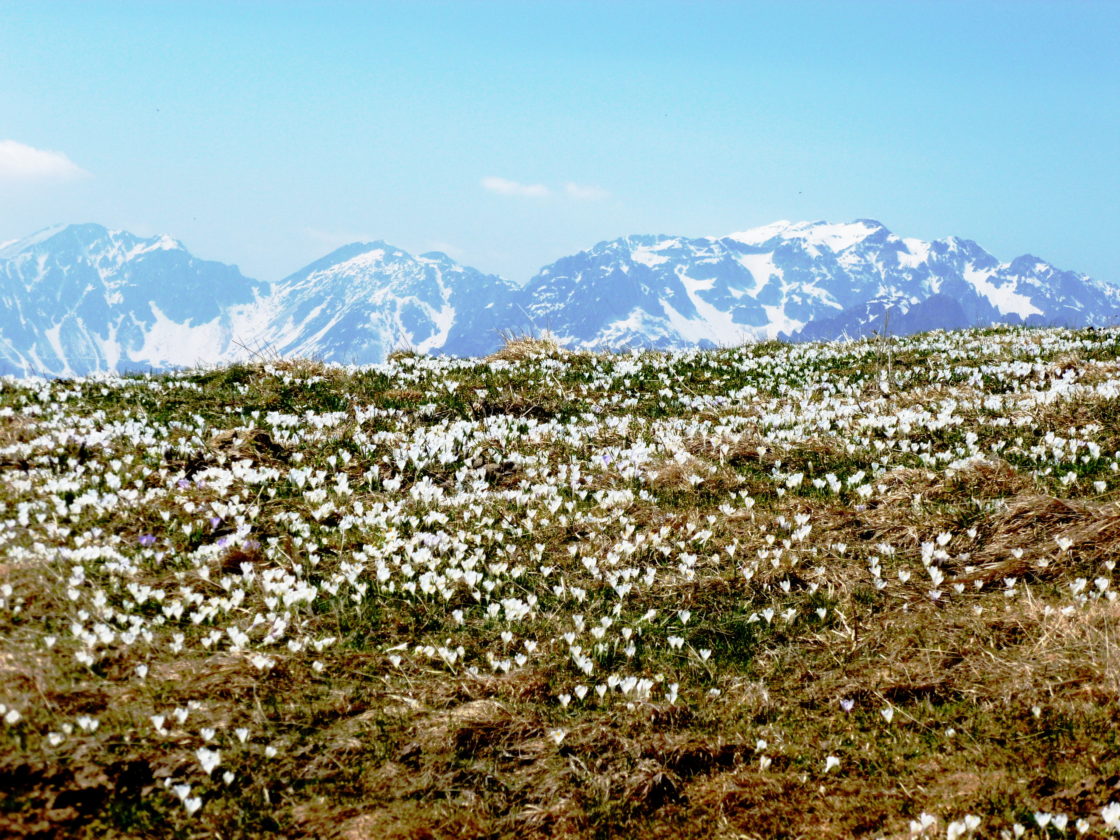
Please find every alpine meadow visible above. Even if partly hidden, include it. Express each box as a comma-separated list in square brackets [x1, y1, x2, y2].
[1, 325, 1119, 837]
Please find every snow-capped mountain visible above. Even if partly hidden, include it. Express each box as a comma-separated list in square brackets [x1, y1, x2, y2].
[787, 229, 1120, 342]
[1, 219, 1117, 376]
[514, 220, 1120, 349]
[264, 242, 518, 364]
[0, 224, 266, 376]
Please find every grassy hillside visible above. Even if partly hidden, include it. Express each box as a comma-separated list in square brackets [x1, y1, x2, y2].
[1, 327, 1119, 839]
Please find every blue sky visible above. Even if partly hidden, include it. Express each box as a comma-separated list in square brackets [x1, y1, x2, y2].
[1, 0, 1117, 284]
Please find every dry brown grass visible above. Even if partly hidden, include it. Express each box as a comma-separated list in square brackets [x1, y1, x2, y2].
[959, 494, 1120, 584]
[264, 356, 342, 380]
[486, 332, 567, 362]
[963, 596, 1120, 704]
[649, 455, 743, 497]
[207, 427, 288, 462]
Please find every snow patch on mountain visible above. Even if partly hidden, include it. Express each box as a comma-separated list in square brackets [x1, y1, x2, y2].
[726, 220, 793, 246]
[898, 238, 931, 268]
[631, 244, 671, 268]
[731, 253, 774, 296]
[964, 267, 1041, 319]
[762, 304, 806, 337]
[728, 219, 881, 252]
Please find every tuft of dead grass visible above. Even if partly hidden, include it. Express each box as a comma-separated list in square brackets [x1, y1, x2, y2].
[486, 331, 567, 362]
[959, 494, 1120, 584]
[649, 455, 742, 497]
[208, 427, 287, 463]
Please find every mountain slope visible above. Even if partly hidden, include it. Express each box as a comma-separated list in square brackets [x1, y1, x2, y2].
[264, 242, 519, 364]
[790, 234, 1120, 342]
[0, 224, 266, 376]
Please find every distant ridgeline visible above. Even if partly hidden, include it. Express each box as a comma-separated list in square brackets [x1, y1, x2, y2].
[1, 220, 1117, 376]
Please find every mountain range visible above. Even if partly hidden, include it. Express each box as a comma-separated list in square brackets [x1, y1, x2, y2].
[1, 219, 1116, 376]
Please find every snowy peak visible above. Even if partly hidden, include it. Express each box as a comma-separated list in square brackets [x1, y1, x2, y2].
[0, 223, 264, 376]
[727, 218, 886, 251]
[267, 240, 519, 363]
[3, 222, 187, 261]
[280, 241, 409, 292]
[517, 219, 1120, 350]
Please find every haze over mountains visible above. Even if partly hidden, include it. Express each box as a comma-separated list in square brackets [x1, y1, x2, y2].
[1, 219, 1117, 377]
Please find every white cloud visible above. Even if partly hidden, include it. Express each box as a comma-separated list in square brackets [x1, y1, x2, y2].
[0, 140, 89, 181]
[481, 176, 551, 198]
[564, 182, 610, 201]
[480, 176, 610, 201]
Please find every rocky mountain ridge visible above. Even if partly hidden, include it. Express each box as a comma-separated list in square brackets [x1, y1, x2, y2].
[1, 220, 1115, 375]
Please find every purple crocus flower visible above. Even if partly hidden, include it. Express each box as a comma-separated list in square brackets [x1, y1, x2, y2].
[139, 534, 156, 547]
